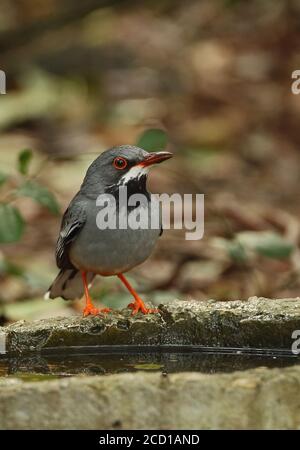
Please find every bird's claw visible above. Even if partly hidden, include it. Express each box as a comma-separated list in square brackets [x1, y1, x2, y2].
[127, 300, 158, 315]
[83, 306, 111, 317]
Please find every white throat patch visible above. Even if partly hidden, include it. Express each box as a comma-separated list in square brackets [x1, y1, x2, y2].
[118, 165, 149, 185]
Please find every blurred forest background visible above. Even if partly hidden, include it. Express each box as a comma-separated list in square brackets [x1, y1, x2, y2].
[0, 0, 300, 324]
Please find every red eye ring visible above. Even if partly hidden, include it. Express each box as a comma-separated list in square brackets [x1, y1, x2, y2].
[113, 157, 128, 170]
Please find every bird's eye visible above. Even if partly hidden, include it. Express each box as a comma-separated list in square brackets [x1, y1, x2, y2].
[113, 157, 128, 170]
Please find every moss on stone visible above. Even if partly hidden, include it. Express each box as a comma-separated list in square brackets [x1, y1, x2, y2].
[1, 297, 300, 354]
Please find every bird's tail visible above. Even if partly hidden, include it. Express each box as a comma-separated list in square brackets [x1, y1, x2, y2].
[45, 268, 95, 300]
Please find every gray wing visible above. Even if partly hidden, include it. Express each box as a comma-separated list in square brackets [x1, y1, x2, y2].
[55, 198, 87, 269]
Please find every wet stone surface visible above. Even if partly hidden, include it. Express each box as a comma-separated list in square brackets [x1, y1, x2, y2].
[1, 297, 300, 354]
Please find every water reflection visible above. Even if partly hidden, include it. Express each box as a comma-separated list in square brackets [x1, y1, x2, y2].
[0, 348, 299, 381]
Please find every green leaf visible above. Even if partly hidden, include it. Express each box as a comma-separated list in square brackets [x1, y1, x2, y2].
[136, 128, 168, 152]
[212, 237, 248, 264]
[18, 181, 60, 215]
[227, 240, 248, 264]
[0, 171, 8, 187]
[236, 231, 294, 260]
[18, 149, 33, 175]
[0, 204, 25, 243]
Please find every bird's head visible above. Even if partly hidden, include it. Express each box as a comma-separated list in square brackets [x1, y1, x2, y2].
[81, 145, 172, 196]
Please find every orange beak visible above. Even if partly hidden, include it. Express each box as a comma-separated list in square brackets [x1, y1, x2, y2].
[139, 151, 173, 167]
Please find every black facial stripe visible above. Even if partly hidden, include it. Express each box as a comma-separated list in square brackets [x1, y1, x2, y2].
[105, 174, 150, 210]
[126, 175, 149, 199]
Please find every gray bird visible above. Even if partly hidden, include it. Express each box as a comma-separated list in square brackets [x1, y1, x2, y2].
[46, 145, 173, 316]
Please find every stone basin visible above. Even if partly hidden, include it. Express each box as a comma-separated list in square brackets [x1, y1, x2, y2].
[1, 297, 300, 354]
[0, 297, 300, 429]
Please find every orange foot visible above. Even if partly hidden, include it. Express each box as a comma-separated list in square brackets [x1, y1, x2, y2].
[83, 305, 111, 317]
[128, 299, 158, 315]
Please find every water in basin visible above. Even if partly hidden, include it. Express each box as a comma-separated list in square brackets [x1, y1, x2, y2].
[0, 346, 299, 381]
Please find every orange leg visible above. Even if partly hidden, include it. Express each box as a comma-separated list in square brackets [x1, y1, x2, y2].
[117, 273, 158, 315]
[81, 272, 111, 317]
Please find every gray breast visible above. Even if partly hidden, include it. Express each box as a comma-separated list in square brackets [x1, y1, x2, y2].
[69, 198, 161, 275]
